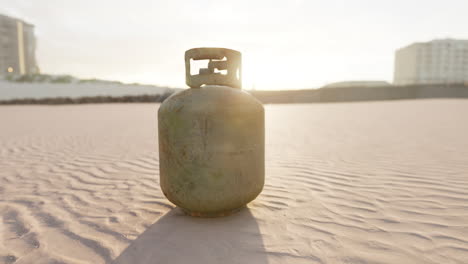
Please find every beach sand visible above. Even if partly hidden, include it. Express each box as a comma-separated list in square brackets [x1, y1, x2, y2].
[1, 99, 467, 264]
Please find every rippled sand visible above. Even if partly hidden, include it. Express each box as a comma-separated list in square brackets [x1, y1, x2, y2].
[1, 100, 467, 264]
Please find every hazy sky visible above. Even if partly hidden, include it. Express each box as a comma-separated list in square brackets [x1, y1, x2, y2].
[1, 0, 467, 90]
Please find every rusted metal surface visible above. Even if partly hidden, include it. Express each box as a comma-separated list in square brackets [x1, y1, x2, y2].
[185, 47, 242, 89]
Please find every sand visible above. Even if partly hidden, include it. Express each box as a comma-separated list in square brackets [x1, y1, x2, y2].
[0, 99, 467, 264]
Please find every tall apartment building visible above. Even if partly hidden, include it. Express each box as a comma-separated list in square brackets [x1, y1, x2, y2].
[394, 39, 468, 85]
[0, 14, 38, 75]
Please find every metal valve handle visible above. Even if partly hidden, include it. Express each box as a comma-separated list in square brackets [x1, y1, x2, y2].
[185, 48, 242, 89]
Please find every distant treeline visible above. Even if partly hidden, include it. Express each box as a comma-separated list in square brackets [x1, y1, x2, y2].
[250, 83, 468, 104]
[1, 84, 467, 105]
[4, 73, 143, 86]
[0, 93, 173, 105]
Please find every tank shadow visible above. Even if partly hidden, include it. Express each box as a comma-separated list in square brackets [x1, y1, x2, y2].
[112, 207, 269, 264]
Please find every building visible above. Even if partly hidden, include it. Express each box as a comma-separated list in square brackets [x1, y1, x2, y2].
[394, 39, 468, 85]
[323, 81, 391, 89]
[0, 14, 38, 75]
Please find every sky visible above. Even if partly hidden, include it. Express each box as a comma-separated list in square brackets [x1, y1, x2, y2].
[1, 0, 467, 90]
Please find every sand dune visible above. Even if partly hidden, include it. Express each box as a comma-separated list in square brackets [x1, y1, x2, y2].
[1, 100, 468, 264]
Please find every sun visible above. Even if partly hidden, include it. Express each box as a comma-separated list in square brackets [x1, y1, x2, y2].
[242, 53, 313, 91]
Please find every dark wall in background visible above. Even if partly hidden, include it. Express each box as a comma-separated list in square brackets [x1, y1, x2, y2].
[250, 84, 468, 104]
[1, 84, 467, 105]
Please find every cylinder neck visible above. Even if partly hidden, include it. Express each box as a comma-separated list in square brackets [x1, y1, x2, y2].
[185, 48, 242, 89]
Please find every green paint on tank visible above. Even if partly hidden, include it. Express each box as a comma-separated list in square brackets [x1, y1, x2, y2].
[211, 171, 223, 180]
[158, 85, 265, 217]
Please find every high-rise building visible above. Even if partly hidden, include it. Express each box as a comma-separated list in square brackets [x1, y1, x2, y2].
[0, 14, 38, 75]
[394, 39, 468, 85]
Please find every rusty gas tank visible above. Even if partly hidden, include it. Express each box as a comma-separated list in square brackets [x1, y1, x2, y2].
[158, 48, 264, 217]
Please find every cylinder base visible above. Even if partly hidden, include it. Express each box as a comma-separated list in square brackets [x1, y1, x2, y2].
[180, 206, 245, 218]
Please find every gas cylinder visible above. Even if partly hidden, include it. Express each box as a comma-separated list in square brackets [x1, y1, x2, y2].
[158, 48, 264, 217]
